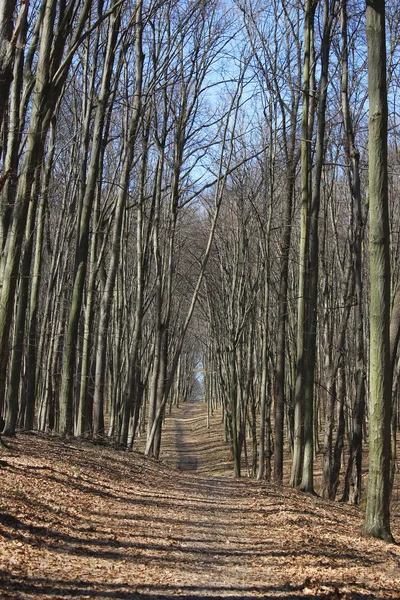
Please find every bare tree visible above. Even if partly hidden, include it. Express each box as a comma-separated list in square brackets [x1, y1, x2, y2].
[362, 0, 393, 543]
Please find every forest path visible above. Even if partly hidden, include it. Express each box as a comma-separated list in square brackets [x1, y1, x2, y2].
[1, 406, 400, 598]
[159, 401, 233, 476]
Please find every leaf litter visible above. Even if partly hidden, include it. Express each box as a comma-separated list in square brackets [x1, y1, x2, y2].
[0, 402, 400, 599]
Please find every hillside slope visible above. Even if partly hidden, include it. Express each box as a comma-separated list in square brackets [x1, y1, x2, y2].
[1, 402, 400, 599]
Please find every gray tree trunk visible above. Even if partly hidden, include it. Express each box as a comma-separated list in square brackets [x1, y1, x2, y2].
[290, 0, 314, 488]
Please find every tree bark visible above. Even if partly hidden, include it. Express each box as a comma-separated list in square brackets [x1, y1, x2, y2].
[290, 0, 314, 488]
[362, 0, 393, 543]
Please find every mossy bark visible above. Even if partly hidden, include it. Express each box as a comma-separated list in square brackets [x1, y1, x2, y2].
[362, 0, 393, 543]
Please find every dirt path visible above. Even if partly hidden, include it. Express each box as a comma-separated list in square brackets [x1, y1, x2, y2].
[159, 402, 232, 476]
[1, 403, 400, 599]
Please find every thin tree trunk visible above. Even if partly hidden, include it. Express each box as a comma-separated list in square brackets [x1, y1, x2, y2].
[0, 0, 92, 429]
[93, 0, 143, 437]
[24, 119, 56, 430]
[340, 0, 366, 505]
[300, 0, 334, 494]
[290, 0, 314, 488]
[258, 131, 274, 480]
[59, 2, 121, 436]
[321, 260, 354, 498]
[3, 163, 42, 435]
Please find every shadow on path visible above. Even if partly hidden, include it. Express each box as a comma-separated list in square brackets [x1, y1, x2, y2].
[0, 572, 380, 600]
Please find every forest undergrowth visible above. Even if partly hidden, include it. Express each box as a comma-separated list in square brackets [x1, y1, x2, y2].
[1, 402, 400, 599]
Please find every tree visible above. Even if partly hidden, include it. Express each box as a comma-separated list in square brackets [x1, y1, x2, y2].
[362, 0, 393, 543]
[340, 0, 366, 505]
[299, 0, 337, 494]
[0, 0, 22, 127]
[59, 0, 122, 436]
[1, 0, 93, 434]
[237, 0, 303, 485]
[92, 0, 144, 437]
[290, 0, 315, 489]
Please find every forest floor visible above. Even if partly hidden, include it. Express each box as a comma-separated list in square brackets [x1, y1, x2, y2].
[1, 403, 400, 599]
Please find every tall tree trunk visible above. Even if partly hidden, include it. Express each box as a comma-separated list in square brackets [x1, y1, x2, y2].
[300, 0, 334, 493]
[24, 119, 56, 430]
[274, 163, 296, 484]
[92, 0, 144, 437]
[3, 163, 42, 434]
[0, 2, 27, 262]
[330, 365, 346, 497]
[75, 25, 103, 437]
[0, 0, 92, 429]
[321, 260, 354, 498]
[59, 2, 121, 436]
[389, 283, 400, 489]
[0, 0, 18, 127]
[339, 0, 366, 505]
[258, 122, 274, 481]
[362, 0, 393, 543]
[290, 0, 314, 488]
[120, 127, 152, 448]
